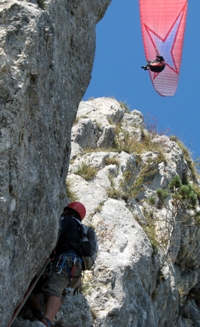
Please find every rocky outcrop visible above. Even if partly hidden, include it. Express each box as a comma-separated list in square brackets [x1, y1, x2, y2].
[13, 97, 200, 327]
[0, 1, 111, 326]
[63, 98, 200, 327]
[67, 98, 200, 326]
[1, 1, 200, 327]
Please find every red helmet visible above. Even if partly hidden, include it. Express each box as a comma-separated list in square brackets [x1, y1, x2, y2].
[66, 201, 86, 221]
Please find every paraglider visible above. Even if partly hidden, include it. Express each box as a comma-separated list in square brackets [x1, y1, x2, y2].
[139, 0, 188, 96]
[141, 55, 165, 73]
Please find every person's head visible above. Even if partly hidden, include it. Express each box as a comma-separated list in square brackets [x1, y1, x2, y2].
[63, 201, 86, 221]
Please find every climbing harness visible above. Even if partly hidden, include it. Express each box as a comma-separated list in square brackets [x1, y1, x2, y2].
[55, 252, 82, 282]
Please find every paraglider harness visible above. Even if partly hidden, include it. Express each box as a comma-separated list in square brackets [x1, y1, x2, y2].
[142, 54, 165, 72]
[148, 55, 165, 72]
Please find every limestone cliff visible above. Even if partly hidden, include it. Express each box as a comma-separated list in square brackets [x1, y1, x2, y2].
[0, 1, 111, 326]
[13, 98, 200, 327]
[62, 98, 200, 327]
[1, 2, 200, 327]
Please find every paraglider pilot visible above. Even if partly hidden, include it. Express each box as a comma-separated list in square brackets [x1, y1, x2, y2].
[141, 55, 165, 73]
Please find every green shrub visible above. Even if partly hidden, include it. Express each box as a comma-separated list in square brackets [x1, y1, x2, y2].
[105, 157, 119, 166]
[121, 163, 159, 200]
[113, 125, 166, 161]
[66, 180, 78, 202]
[119, 101, 131, 113]
[74, 163, 98, 181]
[170, 136, 197, 180]
[107, 188, 125, 199]
[149, 175, 200, 226]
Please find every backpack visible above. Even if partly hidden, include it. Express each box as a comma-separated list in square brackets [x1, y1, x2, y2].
[71, 218, 98, 270]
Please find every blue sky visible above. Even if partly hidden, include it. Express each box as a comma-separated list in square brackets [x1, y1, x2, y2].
[83, 0, 200, 162]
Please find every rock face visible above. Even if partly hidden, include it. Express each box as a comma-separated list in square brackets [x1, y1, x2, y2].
[1, 2, 200, 327]
[3, 88, 200, 327]
[0, 1, 111, 326]
[13, 97, 200, 327]
[64, 98, 200, 327]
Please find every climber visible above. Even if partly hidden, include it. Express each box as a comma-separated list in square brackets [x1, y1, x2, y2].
[25, 201, 86, 327]
[141, 54, 165, 73]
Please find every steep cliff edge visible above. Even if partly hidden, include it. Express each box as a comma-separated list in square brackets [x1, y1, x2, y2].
[0, 1, 111, 326]
[1, 1, 200, 327]
[13, 98, 200, 327]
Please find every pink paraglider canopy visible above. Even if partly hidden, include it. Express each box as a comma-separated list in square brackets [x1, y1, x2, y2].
[139, 0, 188, 96]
